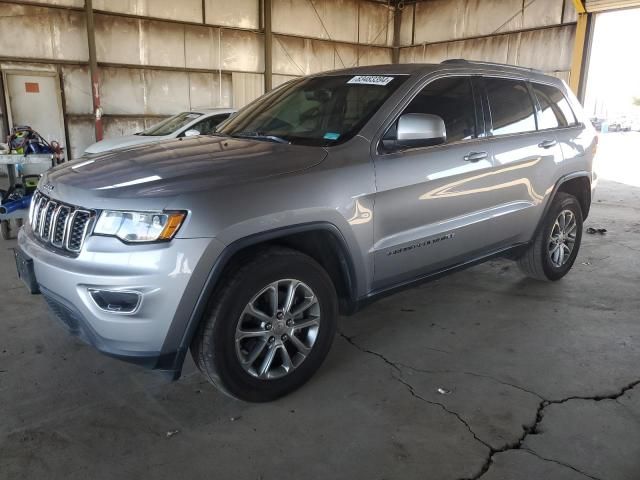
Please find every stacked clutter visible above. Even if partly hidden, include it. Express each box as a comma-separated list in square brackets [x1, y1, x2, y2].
[0, 126, 60, 237]
[7, 125, 63, 160]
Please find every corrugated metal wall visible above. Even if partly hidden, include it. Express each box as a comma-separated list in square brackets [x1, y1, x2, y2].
[1, 0, 581, 158]
[399, 0, 577, 82]
[0, 0, 392, 157]
[585, 0, 640, 11]
[271, 0, 393, 85]
[0, 0, 263, 157]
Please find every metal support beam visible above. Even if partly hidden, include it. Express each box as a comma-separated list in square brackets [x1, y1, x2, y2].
[263, 0, 273, 92]
[569, 0, 592, 101]
[392, 3, 402, 64]
[0, 73, 9, 140]
[57, 66, 71, 162]
[571, 0, 587, 13]
[85, 0, 103, 141]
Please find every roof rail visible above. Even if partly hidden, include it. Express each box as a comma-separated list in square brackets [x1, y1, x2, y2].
[440, 59, 543, 74]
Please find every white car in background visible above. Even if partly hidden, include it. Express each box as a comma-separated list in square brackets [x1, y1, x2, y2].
[83, 108, 236, 155]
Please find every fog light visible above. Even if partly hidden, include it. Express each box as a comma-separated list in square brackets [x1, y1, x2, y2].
[88, 289, 141, 314]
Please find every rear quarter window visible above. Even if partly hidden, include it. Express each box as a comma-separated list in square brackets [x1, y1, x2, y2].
[531, 83, 578, 129]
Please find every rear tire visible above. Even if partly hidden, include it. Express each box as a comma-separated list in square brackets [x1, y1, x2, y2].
[191, 246, 338, 402]
[518, 192, 583, 281]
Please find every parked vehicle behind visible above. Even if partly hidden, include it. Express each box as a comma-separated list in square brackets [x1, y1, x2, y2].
[83, 108, 236, 155]
[16, 60, 597, 402]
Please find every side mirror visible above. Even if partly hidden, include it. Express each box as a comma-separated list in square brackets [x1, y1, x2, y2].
[387, 113, 446, 151]
[183, 129, 200, 137]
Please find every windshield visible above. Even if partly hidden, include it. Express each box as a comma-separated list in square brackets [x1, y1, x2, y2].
[141, 112, 203, 136]
[217, 74, 407, 146]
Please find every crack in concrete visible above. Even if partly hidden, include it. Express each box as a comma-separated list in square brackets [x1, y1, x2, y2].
[610, 241, 640, 255]
[521, 448, 602, 480]
[338, 331, 640, 480]
[339, 332, 493, 452]
[397, 363, 546, 401]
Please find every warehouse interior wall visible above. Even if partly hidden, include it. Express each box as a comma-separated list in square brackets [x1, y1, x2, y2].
[398, 0, 578, 82]
[0, 0, 394, 158]
[0, 0, 580, 159]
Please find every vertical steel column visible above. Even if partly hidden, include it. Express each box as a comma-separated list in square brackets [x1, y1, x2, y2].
[0, 73, 9, 139]
[57, 66, 72, 162]
[570, 0, 592, 102]
[392, 2, 402, 64]
[85, 0, 103, 141]
[263, 0, 273, 92]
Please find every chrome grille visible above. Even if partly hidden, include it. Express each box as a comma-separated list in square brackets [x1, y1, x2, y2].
[30, 190, 95, 254]
[51, 206, 71, 247]
[40, 201, 57, 239]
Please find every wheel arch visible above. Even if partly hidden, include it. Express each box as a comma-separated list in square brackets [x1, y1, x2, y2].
[534, 172, 592, 240]
[556, 174, 592, 220]
[159, 222, 359, 378]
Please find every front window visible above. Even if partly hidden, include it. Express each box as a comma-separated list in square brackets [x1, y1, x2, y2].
[218, 75, 407, 146]
[140, 112, 203, 136]
[393, 76, 478, 144]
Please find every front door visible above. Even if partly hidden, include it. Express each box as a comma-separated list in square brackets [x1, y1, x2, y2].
[372, 75, 499, 290]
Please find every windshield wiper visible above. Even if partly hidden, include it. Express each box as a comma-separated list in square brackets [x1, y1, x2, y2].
[231, 131, 291, 144]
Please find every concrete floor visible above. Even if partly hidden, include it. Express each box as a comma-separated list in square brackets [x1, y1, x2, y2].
[1, 133, 640, 480]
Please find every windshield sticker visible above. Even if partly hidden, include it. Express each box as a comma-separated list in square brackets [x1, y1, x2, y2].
[323, 132, 340, 140]
[186, 113, 200, 119]
[347, 75, 394, 86]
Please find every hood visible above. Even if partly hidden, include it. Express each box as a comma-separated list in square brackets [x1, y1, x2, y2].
[44, 136, 327, 207]
[83, 134, 170, 154]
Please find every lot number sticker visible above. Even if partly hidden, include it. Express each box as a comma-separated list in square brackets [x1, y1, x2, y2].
[347, 75, 394, 86]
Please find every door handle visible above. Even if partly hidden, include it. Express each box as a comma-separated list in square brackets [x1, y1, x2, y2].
[463, 151, 488, 162]
[538, 139, 557, 149]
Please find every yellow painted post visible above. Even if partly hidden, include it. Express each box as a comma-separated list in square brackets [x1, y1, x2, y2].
[571, 0, 587, 13]
[570, 0, 589, 95]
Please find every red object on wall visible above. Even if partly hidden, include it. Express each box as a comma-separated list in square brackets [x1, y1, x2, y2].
[25, 82, 40, 93]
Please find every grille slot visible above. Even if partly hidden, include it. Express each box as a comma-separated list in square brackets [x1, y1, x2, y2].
[29, 190, 95, 255]
[40, 201, 57, 239]
[52, 206, 71, 247]
[67, 210, 91, 252]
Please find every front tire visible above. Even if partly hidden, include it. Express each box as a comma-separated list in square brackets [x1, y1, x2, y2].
[191, 247, 338, 402]
[518, 192, 583, 281]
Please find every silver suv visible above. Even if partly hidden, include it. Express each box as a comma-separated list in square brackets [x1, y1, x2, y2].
[15, 60, 597, 401]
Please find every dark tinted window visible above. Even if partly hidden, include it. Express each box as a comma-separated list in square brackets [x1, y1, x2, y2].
[401, 77, 477, 143]
[532, 83, 576, 128]
[485, 78, 536, 135]
[191, 113, 231, 135]
[218, 75, 407, 146]
[142, 111, 203, 136]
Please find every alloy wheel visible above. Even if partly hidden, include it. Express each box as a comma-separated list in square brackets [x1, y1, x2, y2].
[235, 279, 320, 379]
[548, 209, 577, 267]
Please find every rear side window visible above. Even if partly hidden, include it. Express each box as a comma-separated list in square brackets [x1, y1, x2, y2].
[401, 77, 477, 143]
[531, 83, 577, 128]
[485, 78, 537, 136]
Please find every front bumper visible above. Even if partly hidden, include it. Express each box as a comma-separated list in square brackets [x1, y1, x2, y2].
[17, 225, 223, 372]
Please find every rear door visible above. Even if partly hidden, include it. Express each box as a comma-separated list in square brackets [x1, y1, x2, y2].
[372, 75, 500, 289]
[478, 77, 564, 246]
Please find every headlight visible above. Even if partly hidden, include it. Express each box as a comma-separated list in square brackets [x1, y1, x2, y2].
[94, 210, 186, 243]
